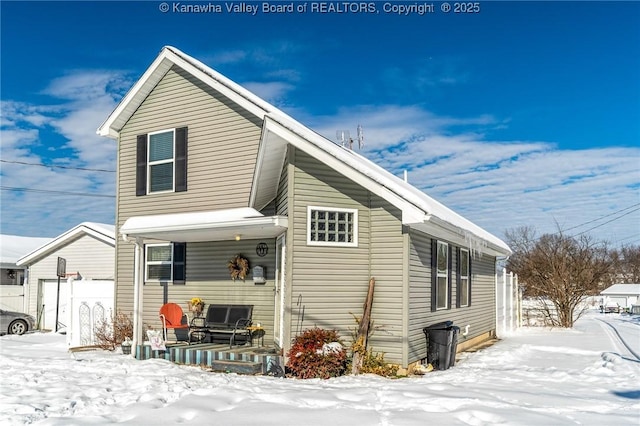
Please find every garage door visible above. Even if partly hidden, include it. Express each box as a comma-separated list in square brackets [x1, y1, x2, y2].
[41, 280, 69, 331]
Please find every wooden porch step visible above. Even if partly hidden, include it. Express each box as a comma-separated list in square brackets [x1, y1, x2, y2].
[208, 360, 263, 375]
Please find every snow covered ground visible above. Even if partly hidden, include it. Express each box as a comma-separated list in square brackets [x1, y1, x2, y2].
[1, 310, 638, 425]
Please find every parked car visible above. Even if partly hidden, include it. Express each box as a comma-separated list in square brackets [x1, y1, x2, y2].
[0, 309, 37, 335]
[601, 303, 621, 314]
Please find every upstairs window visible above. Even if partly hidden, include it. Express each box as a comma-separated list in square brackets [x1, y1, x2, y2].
[136, 127, 187, 196]
[145, 243, 186, 283]
[307, 206, 358, 247]
[148, 130, 174, 193]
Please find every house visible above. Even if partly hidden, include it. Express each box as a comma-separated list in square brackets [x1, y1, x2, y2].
[600, 284, 640, 310]
[0, 234, 52, 311]
[16, 222, 115, 345]
[97, 46, 511, 368]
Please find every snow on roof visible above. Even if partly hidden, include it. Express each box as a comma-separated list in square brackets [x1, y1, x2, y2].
[98, 46, 511, 256]
[0, 235, 53, 267]
[600, 284, 640, 296]
[16, 222, 115, 266]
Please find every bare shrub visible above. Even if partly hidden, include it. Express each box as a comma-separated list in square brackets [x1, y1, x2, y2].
[94, 311, 134, 350]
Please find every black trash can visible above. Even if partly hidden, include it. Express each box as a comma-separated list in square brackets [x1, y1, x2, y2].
[423, 321, 460, 370]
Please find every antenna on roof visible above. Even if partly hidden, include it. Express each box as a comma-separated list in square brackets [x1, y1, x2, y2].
[336, 126, 364, 151]
[356, 124, 364, 150]
[336, 130, 351, 148]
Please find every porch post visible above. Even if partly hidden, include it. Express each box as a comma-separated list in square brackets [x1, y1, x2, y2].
[132, 238, 144, 348]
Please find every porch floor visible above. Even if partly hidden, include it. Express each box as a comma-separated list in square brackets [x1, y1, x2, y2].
[134, 342, 284, 375]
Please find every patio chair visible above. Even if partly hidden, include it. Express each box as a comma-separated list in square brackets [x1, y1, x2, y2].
[159, 303, 189, 342]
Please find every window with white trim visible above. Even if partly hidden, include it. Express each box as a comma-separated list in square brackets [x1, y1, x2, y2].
[459, 248, 470, 307]
[307, 206, 357, 247]
[145, 243, 186, 282]
[436, 241, 449, 310]
[148, 130, 175, 193]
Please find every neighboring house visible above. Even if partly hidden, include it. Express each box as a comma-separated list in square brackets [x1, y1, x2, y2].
[16, 222, 116, 344]
[600, 284, 640, 309]
[0, 234, 53, 311]
[97, 46, 511, 368]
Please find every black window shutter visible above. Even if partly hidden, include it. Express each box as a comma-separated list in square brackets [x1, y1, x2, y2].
[456, 247, 461, 308]
[447, 244, 453, 310]
[173, 242, 186, 283]
[136, 134, 148, 196]
[430, 239, 437, 312]
[175, 127, 188, 192]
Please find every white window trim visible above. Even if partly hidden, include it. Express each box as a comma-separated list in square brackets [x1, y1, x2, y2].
[436, 241, 449, 310]
[145, 243, 174, 282]
[459, 248, 470, 307]
[147, 128, 176, 194]
[306, 206, 358, 247]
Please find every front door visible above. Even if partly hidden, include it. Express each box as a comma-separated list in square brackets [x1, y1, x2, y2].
[274, 234, 286, 347]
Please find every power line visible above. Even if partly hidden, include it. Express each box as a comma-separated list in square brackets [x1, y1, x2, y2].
[1, 186, 115, 198]
[571, 207, 640, 237]
[0, 159, 115, 173]
[563, 202, 640, 233]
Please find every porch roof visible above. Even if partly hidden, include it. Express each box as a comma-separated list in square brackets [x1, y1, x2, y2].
[120, 208, 288, 243]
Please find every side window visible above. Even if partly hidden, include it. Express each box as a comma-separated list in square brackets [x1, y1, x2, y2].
[307, 206, 358, 247]
[436, 241, 449, 310]
[145, 242, 186, 283]
[457, 248, 470, 307]
[136, 127, 187, 196]
[431, 239, 452, 312]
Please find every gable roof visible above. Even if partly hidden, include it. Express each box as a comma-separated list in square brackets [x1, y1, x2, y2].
[0, 235, 53, 269]
[600, 284, 640, 296]
[16, 222, 115, 266]
[98, 46, 511, 257]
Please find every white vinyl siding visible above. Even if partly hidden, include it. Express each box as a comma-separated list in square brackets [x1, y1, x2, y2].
[147, 129, 175, 193]
[307, 206, 357, 247]
[436, 241, 449, 310]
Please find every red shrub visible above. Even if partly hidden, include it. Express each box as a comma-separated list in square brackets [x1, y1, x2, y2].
[286, 327, 347, 379]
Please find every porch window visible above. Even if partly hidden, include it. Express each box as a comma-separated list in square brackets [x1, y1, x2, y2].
[145, 243, 186, 283]
[307, 206, 357, 247]
[136, 127, 187, 196]
[457, 248, 470, 307]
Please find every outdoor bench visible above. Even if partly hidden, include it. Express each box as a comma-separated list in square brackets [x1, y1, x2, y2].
[189, 304, 253, 348]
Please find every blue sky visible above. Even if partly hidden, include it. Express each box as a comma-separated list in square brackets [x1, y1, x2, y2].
[1, 1, 639, 247]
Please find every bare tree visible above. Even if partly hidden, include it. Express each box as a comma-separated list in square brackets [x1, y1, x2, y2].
[505, 227, 612, 327]
[608, 245, 640, 284]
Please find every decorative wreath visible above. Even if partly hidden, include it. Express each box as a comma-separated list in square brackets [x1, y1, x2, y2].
[227, 254, 249, 282]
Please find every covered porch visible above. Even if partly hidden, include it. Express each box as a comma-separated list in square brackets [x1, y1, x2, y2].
[119, 207, 289, 361]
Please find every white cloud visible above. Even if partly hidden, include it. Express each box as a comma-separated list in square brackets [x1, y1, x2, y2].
[306, 104, 640, 246]
[242, 81, 294, 104]
[1, 71, 131, 237]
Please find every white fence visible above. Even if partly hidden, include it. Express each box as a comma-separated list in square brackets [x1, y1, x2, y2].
[0, 285, 25, 312]
[496, 269, 521, 336]
[66, 279, 114, 347]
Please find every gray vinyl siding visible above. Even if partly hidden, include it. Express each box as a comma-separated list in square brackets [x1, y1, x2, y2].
[288, 148, 405, 364]
[24, 235, 114, 318]
[142, 239, 277, 343]
[368, 196, 405, 364]
[407, 229, 497, 364]
[275, 155, 288, 216]
[114, 65, 263, 320]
